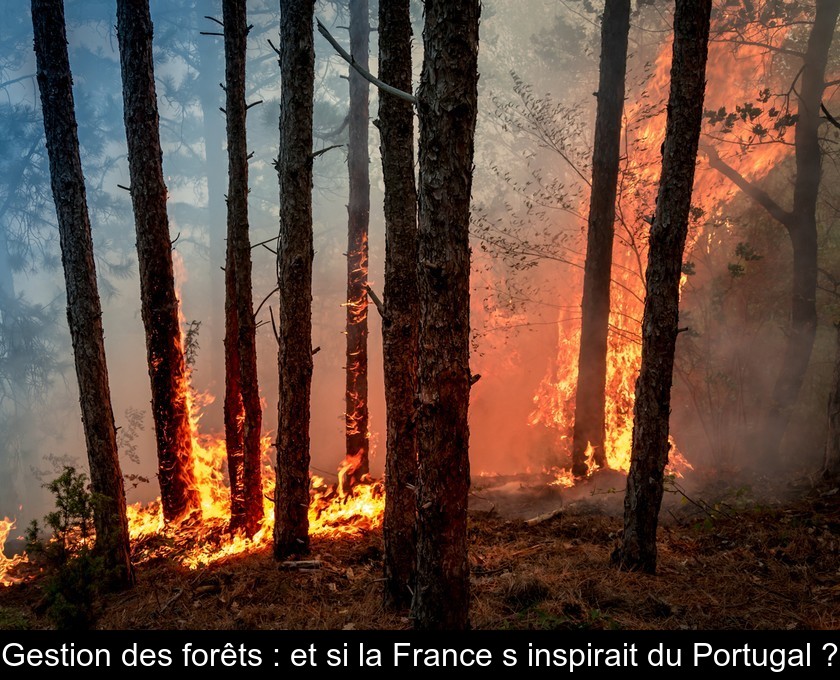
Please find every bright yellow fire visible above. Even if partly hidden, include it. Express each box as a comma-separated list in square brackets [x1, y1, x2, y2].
[530, 22, 796, 484]
[0, 518, 26, 587]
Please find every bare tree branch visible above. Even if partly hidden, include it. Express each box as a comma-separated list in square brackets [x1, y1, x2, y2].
[702, 144, 793, 227]
[316, 17, 416, 104]
[365, 285, 384, 317]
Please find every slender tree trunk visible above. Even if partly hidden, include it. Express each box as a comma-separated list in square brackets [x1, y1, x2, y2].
[762, 0, 839, 459]
[571, 0, 631, 475]
[32, 0, 133, 587]
[614, 0, 711, 574]
[274, 0, 315, 559]
[222, 0, 263, 537]
[198, 8, 228, 398]
[223, 262, 245, 528]
[413, 0, 480, 631]
[116, 0, 199, 522]
[378, 0, 418, 609]
[825, 323, 840, 477]
[342, 0, 371, 490]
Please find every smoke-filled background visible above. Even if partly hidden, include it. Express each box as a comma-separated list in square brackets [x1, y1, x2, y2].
[1, 0, 839, 526]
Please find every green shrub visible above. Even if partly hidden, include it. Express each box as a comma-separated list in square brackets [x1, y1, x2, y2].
[26, 466, 114, 629]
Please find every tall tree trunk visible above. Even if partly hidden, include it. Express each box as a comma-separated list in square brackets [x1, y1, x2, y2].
[274, 0, 315, 559]
[705, 0, 839, 461]
[378, 0, 418, 609]
[614, 0, 711, 574]
[824, 322, 840, 477]
[571, 0, 631, 475]
[116, 0, 199, 522]
[197, 6, 227, 399]
[32, 0, 133, 587]
[342, 0, 371, 490]
[762, 0, 839, 459]
[223, 0, 263, 537]
[413, 0, 480, 631]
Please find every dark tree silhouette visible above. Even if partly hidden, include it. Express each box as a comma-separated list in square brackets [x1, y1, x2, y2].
[32, 0, 133, 587]
[826, 322, 840, 477]
[614, 0, 712, 574]
[274, 0, 315, 559]
[378, 0, 418, 609]
[571, 0, 631, 476]
[342, 0, 371, 489]
[116, 0, 199, 522]
[705, 0, 840, 460]
[222, 0, 263, 537]
[413, 0, 480, 630]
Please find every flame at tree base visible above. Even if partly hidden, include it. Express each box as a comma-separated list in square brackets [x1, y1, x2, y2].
[125, 422, 386, 570]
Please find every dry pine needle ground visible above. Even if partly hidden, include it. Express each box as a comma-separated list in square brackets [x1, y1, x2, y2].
[2, 471, 840, 630]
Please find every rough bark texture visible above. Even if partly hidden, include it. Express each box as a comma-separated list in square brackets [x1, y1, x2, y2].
[32, 0, 133, 587]
[222, 0, 263, 537]
[571, 0, 630, 475]
[762, 0, 839, 459]
[274, 0, 315, 558]
[378, 0, 418, 609]
[615, 0, 711, 574]
[342, 0, 371, 489]
[117, 0, 198, 522]
[825, 323, 840, 477]
[413, 0, 480, 630]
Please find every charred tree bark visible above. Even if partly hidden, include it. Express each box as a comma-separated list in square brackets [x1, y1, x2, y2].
[706, 0, 839, 461]
[274, 0, 315, 559]
[571, 0, 630, 475]
[116, 0, 199, 522]
[825, 322, 840, 478]
[32, 0, 133, 587]
[614, 0, 711, 574]
[222, 0, 263, 537]
[413, 0, 480, 631]
[378, 0, 418, 609]
[342, 0, 371, 489]
[223, 266, 245, 528]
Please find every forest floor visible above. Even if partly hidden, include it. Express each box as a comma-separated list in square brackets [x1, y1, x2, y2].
[2, 468, 840, 630]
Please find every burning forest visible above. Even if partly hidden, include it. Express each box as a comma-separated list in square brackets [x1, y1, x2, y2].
[1, 0, 840, 637]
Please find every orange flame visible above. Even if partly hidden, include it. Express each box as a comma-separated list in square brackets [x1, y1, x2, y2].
[0, 518, 26, 587]
[124, 253, 383, 569]
[531, 18, 797, 484]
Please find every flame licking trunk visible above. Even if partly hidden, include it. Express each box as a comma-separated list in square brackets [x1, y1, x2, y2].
[531, 11, 795, 480]
[343, 0, 372, 492]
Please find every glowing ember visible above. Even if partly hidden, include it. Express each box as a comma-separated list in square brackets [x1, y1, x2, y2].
[0, 518, 26, 587]
[530, 18, 793, 485]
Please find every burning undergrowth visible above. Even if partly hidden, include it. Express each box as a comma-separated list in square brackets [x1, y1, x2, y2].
[3, 470, 839, 630]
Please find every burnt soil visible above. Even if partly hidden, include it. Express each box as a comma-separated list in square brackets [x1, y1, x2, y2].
[2, 468, 840, 630]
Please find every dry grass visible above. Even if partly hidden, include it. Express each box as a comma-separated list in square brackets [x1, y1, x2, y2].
[3, 471, 840, 630]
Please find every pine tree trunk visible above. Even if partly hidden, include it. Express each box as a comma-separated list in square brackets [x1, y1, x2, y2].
[413, 0, 480, 631]
[825, 323, 840, 477]
[762, 0, 839, 459]
[223, 266, 246, 528]
[571, 0, 630, 475]
[274, 0, 315, 559]
[32, 0, 133, 587]
[198, 5, 227, 394]
[615, 0, 711, 574]
[222, 0, 263, 537]
[116, 0, 199, 523]
[378, 0, 418, 609]
[342, 0, 371, 489]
